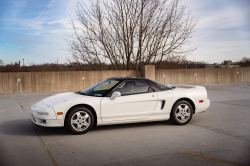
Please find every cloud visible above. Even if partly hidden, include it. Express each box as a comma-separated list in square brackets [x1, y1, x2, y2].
[36, 11, 44, 20]
[189, 40, 250, 63]
[66, 0, 78, 13]
[48, 0, 56, 7]
[12, 11, 15, 20]
[196, 7, 249, 31]
[1, 0, 249, 65]
[186, 0, 250, 63]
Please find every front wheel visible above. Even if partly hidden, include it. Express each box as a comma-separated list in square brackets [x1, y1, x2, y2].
[65, 107, 94, 134]
[170, 100, 193, 125]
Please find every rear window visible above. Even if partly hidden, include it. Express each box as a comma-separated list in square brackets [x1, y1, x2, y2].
[152, 81, 172, 89]
[134, 81, 147, 86]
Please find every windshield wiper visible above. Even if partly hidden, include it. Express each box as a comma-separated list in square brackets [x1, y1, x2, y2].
[76, 91, 93, 96]
[75, 91, 86, 95]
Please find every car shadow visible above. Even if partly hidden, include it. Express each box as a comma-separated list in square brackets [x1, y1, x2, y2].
[0, 119, 175, 136]
[0, 119, 70, 136]
[92, 120, 174, 131]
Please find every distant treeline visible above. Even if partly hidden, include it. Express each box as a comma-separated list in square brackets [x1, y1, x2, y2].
[0, 60, 205, 72]
[0, 57, 249, 72]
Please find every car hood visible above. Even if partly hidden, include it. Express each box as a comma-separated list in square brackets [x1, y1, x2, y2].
[41, 92, 85, 106]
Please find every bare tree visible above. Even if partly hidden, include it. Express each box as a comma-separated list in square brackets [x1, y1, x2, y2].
[240, 57, 250, 67]
[66, 0, 198, 70]
[0, 59, 4, 66]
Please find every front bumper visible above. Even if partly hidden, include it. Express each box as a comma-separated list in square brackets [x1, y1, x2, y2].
[31, 101, 64, 127]
[31, 114, 64, 127]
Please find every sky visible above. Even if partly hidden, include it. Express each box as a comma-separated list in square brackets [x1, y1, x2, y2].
[0, 0, 250, 65]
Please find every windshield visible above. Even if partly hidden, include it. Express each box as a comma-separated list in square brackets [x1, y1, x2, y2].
[79, 79, 120, 97]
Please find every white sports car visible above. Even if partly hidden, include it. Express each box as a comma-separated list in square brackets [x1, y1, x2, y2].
[31, 77, 210, 134]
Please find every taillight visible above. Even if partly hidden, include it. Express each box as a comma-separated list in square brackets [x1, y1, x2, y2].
[199, 100, 204, 103]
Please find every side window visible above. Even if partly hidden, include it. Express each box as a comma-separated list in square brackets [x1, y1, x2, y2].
[113, 80, 149, 96]
[114, 81, 133, 96]
[94, 80, 120, 91]
[133, 80, 149, 93]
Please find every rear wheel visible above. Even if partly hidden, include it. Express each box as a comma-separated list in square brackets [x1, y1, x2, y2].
[170, 100, 193, 125]
[65, 107, 94, 134]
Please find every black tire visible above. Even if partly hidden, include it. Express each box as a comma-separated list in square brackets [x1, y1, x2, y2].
[170, 100, 193, 125]
[65, 107, 94, 134]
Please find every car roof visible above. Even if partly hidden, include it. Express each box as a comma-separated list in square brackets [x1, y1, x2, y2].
[108, 77, 147, 80]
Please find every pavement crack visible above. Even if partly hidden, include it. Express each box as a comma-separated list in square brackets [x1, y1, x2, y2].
[16, 98, 58, 166]
[200, 149, 215, 166]
[214, 101, 250, 108]
[190, 123, 250, 142]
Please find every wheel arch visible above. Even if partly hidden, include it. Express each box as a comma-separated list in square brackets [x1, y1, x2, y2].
[171, 98, 196, 114]
[64, 104, 97, 126]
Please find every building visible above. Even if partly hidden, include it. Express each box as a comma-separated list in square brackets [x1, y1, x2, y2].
[205, 60, 239, 68]
[222, 60, 239, 68]
[222, 65, 240, 68]
[224, 60, 232, 65]
[205, 63, 222, 68]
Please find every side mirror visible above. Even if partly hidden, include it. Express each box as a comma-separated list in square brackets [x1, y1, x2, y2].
[110, 91, 121, 100]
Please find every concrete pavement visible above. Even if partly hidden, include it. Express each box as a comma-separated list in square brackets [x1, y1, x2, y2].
[0, 82, 250, 166]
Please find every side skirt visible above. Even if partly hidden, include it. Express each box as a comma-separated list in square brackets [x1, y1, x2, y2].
[96, 114, 170, 126]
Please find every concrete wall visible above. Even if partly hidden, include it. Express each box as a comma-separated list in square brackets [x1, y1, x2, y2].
[0, 70, 139, 93]
[155, 67, 250, 85]
[1, 67, 249, 93]
[140, 65, 155, 81]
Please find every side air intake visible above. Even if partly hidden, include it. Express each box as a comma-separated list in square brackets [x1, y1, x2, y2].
[161, 101, 165, 110]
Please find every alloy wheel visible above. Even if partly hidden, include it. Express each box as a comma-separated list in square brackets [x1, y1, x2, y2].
[71, 111, 91, 131]
[175, 104, 191, 122]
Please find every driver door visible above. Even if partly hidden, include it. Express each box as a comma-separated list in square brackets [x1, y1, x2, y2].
[101, 80, 157, 122]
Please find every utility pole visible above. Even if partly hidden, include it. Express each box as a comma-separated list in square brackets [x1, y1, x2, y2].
[22, 59, 24, 66]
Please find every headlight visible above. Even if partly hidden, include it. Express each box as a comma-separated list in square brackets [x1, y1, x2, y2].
[37, 112, 49, 115]
[44, 105, 51, 108]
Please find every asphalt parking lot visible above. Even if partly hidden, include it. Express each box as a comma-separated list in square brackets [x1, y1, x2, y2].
[0, 82, 250, 166]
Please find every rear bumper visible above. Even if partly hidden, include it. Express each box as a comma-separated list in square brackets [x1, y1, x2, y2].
[31, 114, 64, 127]
[195, 99, 210, 113]
[206, 99, 210, 108]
